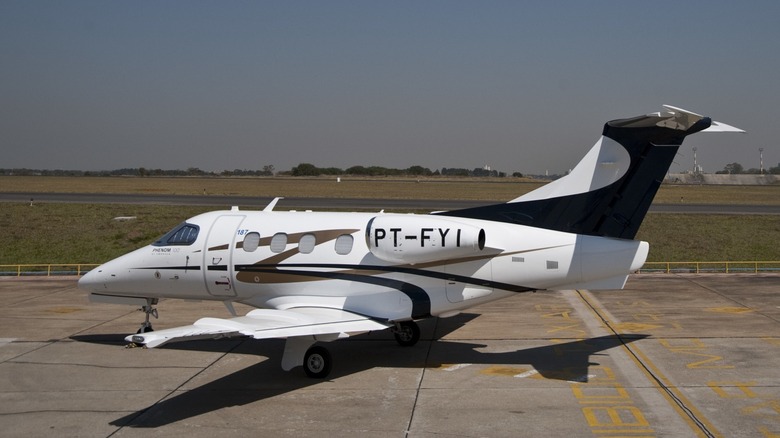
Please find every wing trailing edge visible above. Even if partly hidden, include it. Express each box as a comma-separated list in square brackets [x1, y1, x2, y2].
[127, 307, 391, 348]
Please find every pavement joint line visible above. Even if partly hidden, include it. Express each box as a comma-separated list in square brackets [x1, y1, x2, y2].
[8, 360, 204, 370]
[404, 317, 439, 437]
[680, 276, 780, 324]
[106, 337, 248, 437]
[575, 290, 722, 438]
[0, 339, 58, 364]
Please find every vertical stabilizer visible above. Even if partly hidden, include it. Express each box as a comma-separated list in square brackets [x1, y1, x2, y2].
[438, 106, 744, 239]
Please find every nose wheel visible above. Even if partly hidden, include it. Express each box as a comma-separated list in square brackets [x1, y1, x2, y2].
[137, 298, 159, 334]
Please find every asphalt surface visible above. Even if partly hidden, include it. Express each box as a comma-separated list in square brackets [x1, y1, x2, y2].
[2, 191, 779, 214]
[1, 274, 778, 437]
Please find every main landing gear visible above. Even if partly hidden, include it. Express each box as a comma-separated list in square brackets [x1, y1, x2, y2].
[137, 298, 158, 334]
[303, 346, 332, 379]
[393, 320, 421, 347]
[295, 320, 421, 379]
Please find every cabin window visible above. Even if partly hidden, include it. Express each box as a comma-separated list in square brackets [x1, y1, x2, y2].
[152, 223, 199, 246]
[299, 233, 316, 254]
[270, 233, 288, 253]
[335, 234, 354, 255]
[242, 232, 261, 252]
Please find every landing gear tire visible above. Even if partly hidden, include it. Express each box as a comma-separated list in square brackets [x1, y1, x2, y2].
[136, 324, 154, 334]
[303, 346, 332, 379]
[393, 320, 420, 347]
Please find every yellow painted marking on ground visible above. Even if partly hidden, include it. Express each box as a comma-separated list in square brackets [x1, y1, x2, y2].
[581, 406, 650, 428]
[612, 300, 653, 308]
[762, 337, 780, 347]
[46, 307, 83, 314]
[577, 291, 722, 438]
[547, 323, 587, 336]
[708, 381, 758, 399]
[684, 351, 734, 369]
[572, 384, 632, 404]
[480, 365, 532, 377]
[705, 306, 754, 314]
[659, 339, 734, 369]
[611, 322, 663, 332]
[587, 366, 617, 382]
[741, 399, 780, 417]
[758, 426, 780, 437]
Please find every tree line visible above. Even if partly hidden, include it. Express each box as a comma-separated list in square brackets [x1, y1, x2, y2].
[715, 162, 780, 175]
[289, 163, 514, 178]
[2, 164, 521, 178]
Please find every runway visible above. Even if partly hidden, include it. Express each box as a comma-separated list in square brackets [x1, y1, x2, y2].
[2, 191, 779, 214]
[1, 274, 778, 437]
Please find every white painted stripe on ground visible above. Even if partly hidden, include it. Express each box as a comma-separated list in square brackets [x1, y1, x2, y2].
[441, 363, 472, 372]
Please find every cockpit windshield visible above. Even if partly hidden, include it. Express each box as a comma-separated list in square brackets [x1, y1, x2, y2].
[152, 223, 200, 246]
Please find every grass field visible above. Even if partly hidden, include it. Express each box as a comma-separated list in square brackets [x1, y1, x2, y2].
[1, 204, 778, 266]
[2, 175, 780, 204]
[1, 176, 779, 266]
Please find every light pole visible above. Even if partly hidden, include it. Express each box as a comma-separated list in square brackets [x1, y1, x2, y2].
[692, 147, 698, 173]
[759, 148, 764, 174]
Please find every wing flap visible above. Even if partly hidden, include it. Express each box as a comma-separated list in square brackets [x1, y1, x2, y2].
[125, 307, 391, 348]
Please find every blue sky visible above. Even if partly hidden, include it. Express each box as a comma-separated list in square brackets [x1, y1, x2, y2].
[1, 1, 777, 174]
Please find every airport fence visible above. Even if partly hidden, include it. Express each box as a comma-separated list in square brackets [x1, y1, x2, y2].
[2, 262, 780, 277]
[638, 261, 780, 274]
[0, 264, 99, 277]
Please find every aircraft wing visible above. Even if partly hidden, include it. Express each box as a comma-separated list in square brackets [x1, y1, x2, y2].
[126, 307, 392, 348]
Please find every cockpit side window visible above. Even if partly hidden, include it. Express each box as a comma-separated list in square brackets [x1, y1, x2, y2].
[152, 223, 200, 246]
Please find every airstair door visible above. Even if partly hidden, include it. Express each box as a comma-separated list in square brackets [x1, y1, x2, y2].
[204, 215, 246, 297]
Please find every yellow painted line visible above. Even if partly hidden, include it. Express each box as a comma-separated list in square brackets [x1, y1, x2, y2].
[576, 290, 722, 438]
[704, 307, 753, 314]
[762, 337, 780, 347]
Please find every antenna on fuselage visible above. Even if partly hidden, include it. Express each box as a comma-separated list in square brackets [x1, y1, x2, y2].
[263, 197, 284, 212]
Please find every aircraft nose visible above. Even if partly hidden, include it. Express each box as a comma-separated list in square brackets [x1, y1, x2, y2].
[78, 266, 105, 292]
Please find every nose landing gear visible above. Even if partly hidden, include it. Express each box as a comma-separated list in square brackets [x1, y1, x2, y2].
[137, 298, 159, 334]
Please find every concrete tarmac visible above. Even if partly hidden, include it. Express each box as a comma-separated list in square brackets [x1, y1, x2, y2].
[1, 274, 778, 437]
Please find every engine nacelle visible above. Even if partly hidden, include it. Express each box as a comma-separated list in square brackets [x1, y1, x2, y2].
[366, 215, 485, 264]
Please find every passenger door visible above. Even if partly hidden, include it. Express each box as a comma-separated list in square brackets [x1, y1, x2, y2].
[204, 215, 246, 297]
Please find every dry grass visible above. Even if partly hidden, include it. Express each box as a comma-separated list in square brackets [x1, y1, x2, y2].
[636, 214, 780, 262]
[0, 176, 541, 201]
[2, 176, 779, 265]
[1, 203, 778, 266]
[0, 203, 212, 265]
[2, 175, 780, 204]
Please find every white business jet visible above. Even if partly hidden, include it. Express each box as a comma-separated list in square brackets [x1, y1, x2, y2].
[78, 106, 743, 378]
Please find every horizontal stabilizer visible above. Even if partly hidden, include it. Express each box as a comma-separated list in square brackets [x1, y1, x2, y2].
[661, 105, 744, 133]
[126, 307, 391, 348]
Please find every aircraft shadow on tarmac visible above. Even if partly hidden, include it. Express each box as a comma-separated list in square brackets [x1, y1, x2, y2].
[71, 314, 647, 428]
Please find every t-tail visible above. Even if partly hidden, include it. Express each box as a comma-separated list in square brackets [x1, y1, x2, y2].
[437, 105, 744, 239]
